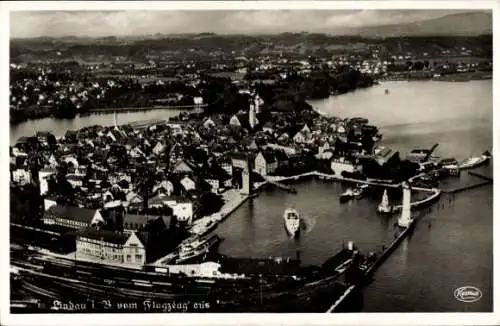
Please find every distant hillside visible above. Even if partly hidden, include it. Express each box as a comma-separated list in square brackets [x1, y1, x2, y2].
[9, 11, 493, 62]
[346, 12, 492, 37]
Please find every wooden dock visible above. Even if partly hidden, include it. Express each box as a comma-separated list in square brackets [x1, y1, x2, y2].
[266, 180, 297, 194]
[468, 171, 493, 182]
[425, 143, 439, 161]
[443, 181, 492, 194]
[392, 188, 441, 212]
[442, 172, 492, 194]
[326, 193, 436, 313]
[326, 227, 414, 312]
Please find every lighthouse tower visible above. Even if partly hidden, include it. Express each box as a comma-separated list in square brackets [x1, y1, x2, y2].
[241, 159, 253, 195]
[397, 182, 413, 228]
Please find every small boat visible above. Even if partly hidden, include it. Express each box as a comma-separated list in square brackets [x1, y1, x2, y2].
[385, 89, 389, 94]
[439, 158, 459, 169]
[377, 189, 392, 214]
[283, 208, 301, 237]
[176, 234, 222, 264]
[439, 158, 460, 176]
[458, 154, 490, 170]
[354, 184, 369, 199]
[204, 220, 218, 233]
[339, 189, 354, 203]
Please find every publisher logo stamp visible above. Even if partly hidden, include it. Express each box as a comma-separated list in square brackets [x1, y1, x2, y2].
[454, 286, 482, 303]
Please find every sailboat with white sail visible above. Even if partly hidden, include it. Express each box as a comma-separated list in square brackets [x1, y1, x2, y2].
[377, 189, 392, 214]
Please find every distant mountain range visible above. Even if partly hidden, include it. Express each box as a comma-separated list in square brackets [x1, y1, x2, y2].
[11, 11, 492, 43]
[334, 12, 492, 37]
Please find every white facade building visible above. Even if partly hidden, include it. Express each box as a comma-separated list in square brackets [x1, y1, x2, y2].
[254, 152, 278, 176]
[12, 169, 31, 185]
[38, 169, 56, 196]
[76, 229, 146, 268]
[330, 157, 361, 176]
[180, 176, 196, 192]
[163, 198, 194, 223]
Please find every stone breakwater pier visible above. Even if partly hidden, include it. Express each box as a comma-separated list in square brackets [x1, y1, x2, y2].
[190, 170, 443, 237]
[325, 174, 492, 312]
[326, 220, 420, 312]
[192, 165, 489, 312]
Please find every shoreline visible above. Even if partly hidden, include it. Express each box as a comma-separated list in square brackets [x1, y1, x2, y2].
[379, 71, 492, 83]
[10, 104, 203, 126]
[85, 104, 206, 114]
[10, 78, 491, 129]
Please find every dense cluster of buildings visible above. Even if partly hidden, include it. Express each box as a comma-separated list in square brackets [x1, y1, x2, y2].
[10, 90, 391, 268]
[10, 36, 492, 129]
[10, 65, 99, 110]
[9, 65, 205, 116]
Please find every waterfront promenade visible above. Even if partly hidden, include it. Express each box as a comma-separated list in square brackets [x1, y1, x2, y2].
[264, 171, 402, 188]
[190, 190, 249, 235]
[189, 182, 267, 235]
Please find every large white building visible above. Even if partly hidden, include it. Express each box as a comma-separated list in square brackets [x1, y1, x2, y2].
[38, 168, 56, 196]
[254, 151, 278, 176]
[157, 262, 222, 278]
[162, 196, 194, 223]
[330, 157, 362, 176]
[12, 169, 31, 185]
[76, 228, 146, 268]
[231, 153, 251, 170]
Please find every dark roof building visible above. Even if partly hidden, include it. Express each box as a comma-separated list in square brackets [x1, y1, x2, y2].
[172, 160, 194, 174]
[262, 151, 277, 164]
[123, 214, 166, 232]
[16, 136, 30, 145]
[45, 205, 101, 224]
[43, 205, 105, 229]
[76, 226, 129, 245]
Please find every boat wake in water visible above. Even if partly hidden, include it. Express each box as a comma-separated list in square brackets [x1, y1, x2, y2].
[300, 215, 317, 233]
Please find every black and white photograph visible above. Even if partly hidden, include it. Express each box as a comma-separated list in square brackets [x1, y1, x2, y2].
[2, 1, 497, 324]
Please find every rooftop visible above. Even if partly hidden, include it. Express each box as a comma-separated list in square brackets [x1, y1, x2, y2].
[46, 205, 99, 224]
[77, 226, 131, 245]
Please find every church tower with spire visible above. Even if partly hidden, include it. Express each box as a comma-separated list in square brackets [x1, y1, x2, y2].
[249, 103, 257, 130]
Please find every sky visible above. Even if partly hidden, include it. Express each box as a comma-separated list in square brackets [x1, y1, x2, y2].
[10, 9, 482, 38]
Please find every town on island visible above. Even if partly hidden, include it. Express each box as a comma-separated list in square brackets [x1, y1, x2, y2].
[9, 27, 493, 313]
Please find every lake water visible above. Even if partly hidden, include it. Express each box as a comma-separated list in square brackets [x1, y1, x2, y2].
[9, 80, 493, 312]
[310, 80, 493, 161]
[217, 80, 493, 312]
[9, 109, 185, 145]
